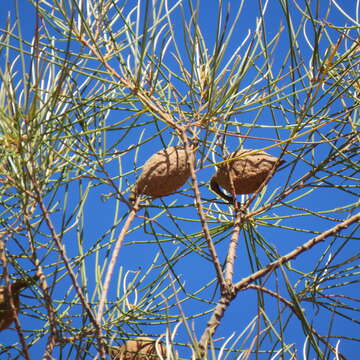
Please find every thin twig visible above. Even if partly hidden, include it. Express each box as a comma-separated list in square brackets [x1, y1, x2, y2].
[96, 198, 140, 324]
[183, 133, 225, 290]
[76, 33, 181, 133]
[246, 284, 295, 309]
[199, 212, 360, 350]
[30, 173, 105, 357]
[0, 240, 31, 360]
[236, 211, 360, 291]
[247, 284, 348, 359]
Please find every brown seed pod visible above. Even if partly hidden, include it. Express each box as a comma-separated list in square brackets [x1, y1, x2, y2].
[210, 149, 284, 201]
[0, 275, 39, 331]
[107, 337, 166, 360]
[130, 146, 194, 200]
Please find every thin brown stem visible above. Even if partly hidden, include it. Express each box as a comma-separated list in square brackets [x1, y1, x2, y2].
[234, 212, 360, 291]
[248, 283, 347, 359]
[76, 33, 181, 133]
[30, 174, 105, 357]
[96, 198, 140, 324]
[199, 212, 360, 351]
[183, 133, 225, 290]
[199, 294, 234, 351]
[224, 210, 242, 285]
[0, 240, 31, 360]
[247, 133, 356, 219]
[24, 213, 58, 358]
[246, 284, 295, 308]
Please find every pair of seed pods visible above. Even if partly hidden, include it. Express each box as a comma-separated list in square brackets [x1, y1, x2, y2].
[130, 145, 284, 202]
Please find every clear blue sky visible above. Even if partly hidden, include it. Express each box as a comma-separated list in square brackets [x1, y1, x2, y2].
[0, 1, 359, 359]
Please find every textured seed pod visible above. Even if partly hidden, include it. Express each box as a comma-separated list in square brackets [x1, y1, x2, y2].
[0, 275, 38, 331]
[210, 149, 284, 201]
[107, 337, 166, 360]
[130, 146, 193, 200]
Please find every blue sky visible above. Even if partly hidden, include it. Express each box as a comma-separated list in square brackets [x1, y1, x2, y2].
[0, 1, 359, 359]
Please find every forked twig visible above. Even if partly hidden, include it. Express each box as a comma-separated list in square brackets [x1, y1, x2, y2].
[199, 212, 360, 352]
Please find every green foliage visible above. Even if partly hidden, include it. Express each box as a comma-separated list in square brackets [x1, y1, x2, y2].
[0, 0, 359, 359]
